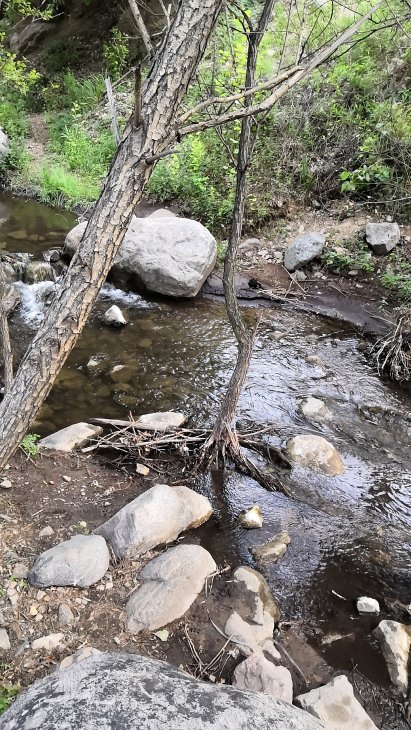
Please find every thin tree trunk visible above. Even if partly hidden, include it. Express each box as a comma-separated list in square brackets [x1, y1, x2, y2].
[207, 0, 275, 451]
[0, 269, 13, 392]
[128, 0, 155, 57]
[0, 0, 223, 468]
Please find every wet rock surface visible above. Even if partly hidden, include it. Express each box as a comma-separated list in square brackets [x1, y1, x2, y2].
[296, 675, 378, 729]
[250, 531, 291, 563]
[0, 652, 324, 730]
[28, 534, 110, 588]
[286, 435, 345, 476]
[126, 544, 217, 634]
[95, 483, 212, 559]
[102, 304, 126, 327]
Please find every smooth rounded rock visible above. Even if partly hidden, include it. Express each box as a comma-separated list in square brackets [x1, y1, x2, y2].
[95, 483, 212, 559]
[39, 423, 102, 452]
[300, 397, 331, 422]
[233, 653, 293, 703]
[103, 305, 127, 327]
[284, 232, 325, 271]
[356, 596, 380, 615]
[286, 435, 345, 476]
[28, 534, 110, 589]
[126, 544, 216, 634]
[296, 675, 377, 729]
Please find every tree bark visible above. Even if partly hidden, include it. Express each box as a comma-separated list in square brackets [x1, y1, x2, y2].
[0, 0, 223, 468]
[0, 269, 13, 392]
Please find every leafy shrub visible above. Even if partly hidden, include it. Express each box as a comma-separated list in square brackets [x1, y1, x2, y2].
[35, 165, 100, 207]
[19, 433, 40, 457]
[103, 28, 130, 80]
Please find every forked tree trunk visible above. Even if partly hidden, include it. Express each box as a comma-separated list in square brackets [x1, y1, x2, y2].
[0, 0, 223, 468]
[205, 0, 275, 457]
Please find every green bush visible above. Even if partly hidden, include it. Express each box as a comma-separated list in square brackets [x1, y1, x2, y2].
[34, 164, 100, 207]
[103, 28, 130, 80]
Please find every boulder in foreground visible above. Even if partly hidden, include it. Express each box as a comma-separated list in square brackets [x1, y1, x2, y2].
[296, 675, 377, 729]
[28, 534, 110, 588]
[0, 652, 325, 729]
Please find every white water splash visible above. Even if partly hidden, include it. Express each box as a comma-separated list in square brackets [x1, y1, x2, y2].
[100, 283, 151, 308]
[14, 281, 57, 327]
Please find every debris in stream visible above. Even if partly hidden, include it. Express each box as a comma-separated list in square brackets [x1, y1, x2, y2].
[371, 306, 411, 382]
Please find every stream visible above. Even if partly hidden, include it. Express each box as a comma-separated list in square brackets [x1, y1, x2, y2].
[1, 192, 410, 702]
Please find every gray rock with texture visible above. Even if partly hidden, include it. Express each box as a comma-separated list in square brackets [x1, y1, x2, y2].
[28, 534, 110, 588]
[284, 232, 325, 271]
[65, 215, 216, 298]
[225, 566, 281, 659]
[95, 483, 212, 559]
[296, 675, 377, 729]
[373, 620, 411, 695]
[233, 653, 293, 703]
[39, 422, 102, 452]
[0, 652, 324, 730]
[366, 222, 400, 255]
[126, 544, 216, 633]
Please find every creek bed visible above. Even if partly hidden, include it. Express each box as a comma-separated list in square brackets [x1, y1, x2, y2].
[1, 192, 411, 720]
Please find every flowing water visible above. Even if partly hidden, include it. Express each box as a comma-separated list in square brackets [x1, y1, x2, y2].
[1, 192, 410, 696]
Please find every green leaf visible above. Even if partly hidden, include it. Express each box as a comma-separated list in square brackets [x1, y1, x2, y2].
[154, 629, 169, 642]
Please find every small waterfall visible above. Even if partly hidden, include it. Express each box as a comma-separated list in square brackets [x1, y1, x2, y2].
[14, 280, 57, 326]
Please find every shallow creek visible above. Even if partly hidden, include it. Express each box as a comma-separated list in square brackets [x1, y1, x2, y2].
[1, 192, 411, 697]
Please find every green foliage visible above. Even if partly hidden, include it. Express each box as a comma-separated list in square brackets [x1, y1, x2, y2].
[48, 119, 115, 178]
[34, 164, 100, 207]
[44, 39, 81, 73]
[19, 433, 40, 457]
[322, 239, 375, 273]
[0, 685, 19, 715]
[0, 33, 40, 95]
[148, 132, 235, 230]
[103, 28, 130, 80]
[380, 256, 411, 300]
[0, 99, 28, 139]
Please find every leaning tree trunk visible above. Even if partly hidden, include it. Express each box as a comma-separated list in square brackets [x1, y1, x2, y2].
[0, 0, 223, 468]
[0, 268, 13, 391]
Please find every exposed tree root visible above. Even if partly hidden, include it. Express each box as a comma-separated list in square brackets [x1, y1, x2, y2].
[371, 307, 411, 382]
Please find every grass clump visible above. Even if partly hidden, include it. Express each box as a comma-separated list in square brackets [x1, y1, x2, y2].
[0, 685, 19, 715]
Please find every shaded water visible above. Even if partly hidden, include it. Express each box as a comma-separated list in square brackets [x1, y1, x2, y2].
[1, 193, 411, 695]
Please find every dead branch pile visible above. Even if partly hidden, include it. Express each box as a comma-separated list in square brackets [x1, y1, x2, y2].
[85, 420, 292, 495]
[371, 307, 411, 382]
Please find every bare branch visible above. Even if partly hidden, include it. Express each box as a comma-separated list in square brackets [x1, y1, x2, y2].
[128, 0, 154, 57]
[178, 1, 385, 137]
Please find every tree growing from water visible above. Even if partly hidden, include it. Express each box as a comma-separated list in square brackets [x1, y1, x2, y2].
[0, 0, 407, 470]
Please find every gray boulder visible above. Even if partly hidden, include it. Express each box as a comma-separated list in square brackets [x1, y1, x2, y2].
[0, 128, 9, 162]
[300, 397, 331, 422]
[366, 222, 400, 255]
[0, 652, 324, 730]
[64, 215, 216, 298]
[296, 675, 377, 729]
[126, 544, 216, 633]
[28, 534, 110, 588]
[9, 21, 54, 54]
[373, 620, 411, 695]
[39, 422, 102, 452]
[95, 483, 212, 559]
[284, 232, 325, 271]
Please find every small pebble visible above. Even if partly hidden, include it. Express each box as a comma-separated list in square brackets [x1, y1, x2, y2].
[0, 478, 12, 489]
[12, 563, 29, 580]
[39, 526, 54, 538]
[58, 603, 74, 627]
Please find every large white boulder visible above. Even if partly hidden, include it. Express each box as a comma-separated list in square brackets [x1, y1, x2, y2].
[0, 652, 325, 729]
[126, 544, 216, 633]
[95, 483, 212, 558]
[64, 214, 217, 298]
